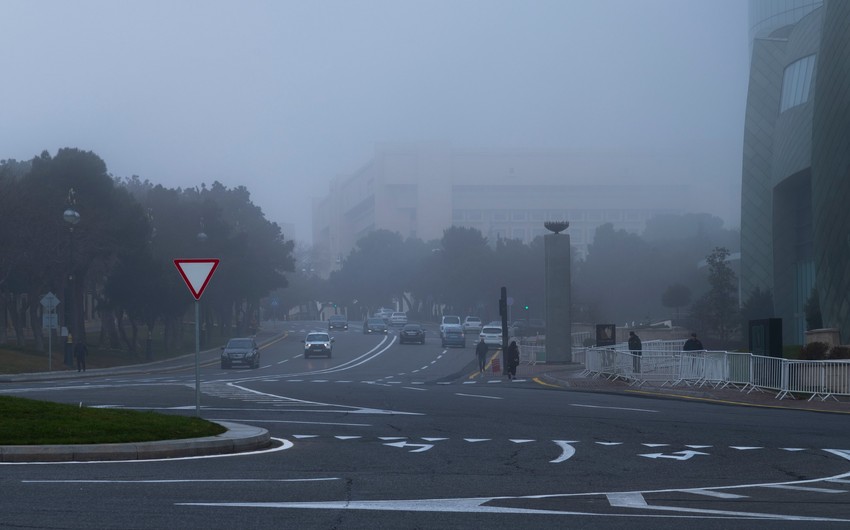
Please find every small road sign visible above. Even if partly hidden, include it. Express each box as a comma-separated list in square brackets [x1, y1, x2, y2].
[40, 292, 60, 310]
[174, 259, 220, 300]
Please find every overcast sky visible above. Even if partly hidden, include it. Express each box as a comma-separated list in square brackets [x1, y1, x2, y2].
[1, 0, 750, 242]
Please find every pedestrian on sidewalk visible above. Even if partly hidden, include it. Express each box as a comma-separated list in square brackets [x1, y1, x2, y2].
[506, 340, 520, 380]
[683, 333, 704, 351]
[628, 331, 642, 373]
[74, 339, 88, 372]
[475, 338, 489, 374]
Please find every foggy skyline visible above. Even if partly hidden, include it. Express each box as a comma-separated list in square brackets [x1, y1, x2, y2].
[1, 0, 750, 242]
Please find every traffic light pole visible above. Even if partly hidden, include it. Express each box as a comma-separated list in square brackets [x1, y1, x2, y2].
[499, 287, 508, 376]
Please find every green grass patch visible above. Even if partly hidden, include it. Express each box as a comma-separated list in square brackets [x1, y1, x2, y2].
[0, 395, 226, 445]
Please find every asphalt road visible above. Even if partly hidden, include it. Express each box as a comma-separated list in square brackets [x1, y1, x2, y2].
[1, 320, 849, 529]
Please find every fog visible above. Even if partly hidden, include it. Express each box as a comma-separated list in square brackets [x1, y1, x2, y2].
[0, 0, 749, 242]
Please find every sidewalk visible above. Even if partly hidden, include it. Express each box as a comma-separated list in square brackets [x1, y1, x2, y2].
[526, 363, 850, 414]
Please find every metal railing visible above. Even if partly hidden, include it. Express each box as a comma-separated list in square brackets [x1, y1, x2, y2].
[582, 347, 850, 401]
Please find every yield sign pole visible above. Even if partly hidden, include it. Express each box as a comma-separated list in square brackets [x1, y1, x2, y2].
[174, 259, 220, 416]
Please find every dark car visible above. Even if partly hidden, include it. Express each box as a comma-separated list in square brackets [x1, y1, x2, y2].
[303, 331, 334, 358]
[363, 317, 389, 334]
[220, 337, 260, 369]
[399, 323, 426, 344]
[441, 325, 466, 348]
[328, 315, 348, 330]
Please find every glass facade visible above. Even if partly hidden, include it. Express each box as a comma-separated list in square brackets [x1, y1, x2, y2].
[780, 54, 816, 112]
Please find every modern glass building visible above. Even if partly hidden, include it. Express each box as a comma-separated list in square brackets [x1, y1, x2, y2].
[741, 0, 850, 344]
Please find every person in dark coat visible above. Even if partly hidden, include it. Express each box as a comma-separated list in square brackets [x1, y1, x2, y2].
[475, 338, 489, 374]
[628, 331, 642, 373]
[506, 340, 520, 380]
[74, 340, 88, 372]
[683, 333, 704, 351]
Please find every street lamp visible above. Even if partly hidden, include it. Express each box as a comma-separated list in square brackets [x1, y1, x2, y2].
[63, 189, 80, 366]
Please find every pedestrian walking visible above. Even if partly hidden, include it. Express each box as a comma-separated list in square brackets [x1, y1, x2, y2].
[74, 339, 88, 372]
[506, 340, 520, 380]
[682, 333, 704, 351]
[475, 338, 489, 374]
[628, 331, 642, 373]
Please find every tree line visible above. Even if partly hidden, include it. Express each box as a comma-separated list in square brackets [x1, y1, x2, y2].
[0, 149, 294, 354]
[271, 213, 752, 347]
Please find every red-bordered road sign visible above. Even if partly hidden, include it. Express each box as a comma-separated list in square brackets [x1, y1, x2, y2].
[174, 259, 220, 300]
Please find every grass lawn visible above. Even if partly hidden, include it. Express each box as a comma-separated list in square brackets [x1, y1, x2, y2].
[0, 395, 226, 445]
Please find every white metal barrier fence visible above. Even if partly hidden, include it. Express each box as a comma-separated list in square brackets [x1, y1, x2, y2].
[583, 348, 850, 401]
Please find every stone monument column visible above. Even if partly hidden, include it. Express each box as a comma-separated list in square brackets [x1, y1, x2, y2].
[544, 221, 572, 363]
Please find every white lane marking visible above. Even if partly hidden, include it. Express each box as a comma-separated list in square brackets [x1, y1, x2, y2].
[25, 477, 339, 484]
[334, 436, 362, 440]
[487, 380, 501, 384]
[685, 445, 712, 449]
[412, 382, 425, 385]
[462, 381, 476, 385]
[455, 393, 502, 400]
[311, 380, 328, 383]
[277, 359, 289, 364]
[464, 439, 491, 443]
[175, 495, 850, 522]
[224, 382, 421, 416]
[286, 379, 303, 382]
[763, 484, 848, 493]
[378, 437, 406, 441]
[596, 442, 623, 446]
[731, 446, 763, 450]
[421, 438, 448, 442]
[509, 439, 535, 444]
[550, 441, 578, 463]
[680, 489, 747, 499]
[642, 443, 668, 447]
[437, 382, 451, 385]
[403, 386, 427, 392]
[607, 492, 646, 507]
[640, 450, 709, 461]
[570, 404, 658, 413]
[782, 448, 806, 451]
[1, 438, 293, 466]
[211, 418, 371, 427]
[292, 435, 319, 439]
[828, 478, 850, 484]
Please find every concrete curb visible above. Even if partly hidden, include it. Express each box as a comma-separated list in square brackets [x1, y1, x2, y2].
[0, 421, 271, 463]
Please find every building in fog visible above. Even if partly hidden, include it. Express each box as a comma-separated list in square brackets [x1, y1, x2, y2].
[740, 0, 850, 344]
[313, 143, 693, 276]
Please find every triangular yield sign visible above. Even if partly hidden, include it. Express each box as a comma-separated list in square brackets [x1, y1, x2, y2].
[174, 259, 220, 300]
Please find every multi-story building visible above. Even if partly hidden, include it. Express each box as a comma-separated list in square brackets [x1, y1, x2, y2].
[313, 143, 693, 277]
[740, 0, 850, 344]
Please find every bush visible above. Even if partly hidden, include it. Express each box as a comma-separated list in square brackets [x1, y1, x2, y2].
[828, 346, 850, 360]
[800, 341, 830, 360]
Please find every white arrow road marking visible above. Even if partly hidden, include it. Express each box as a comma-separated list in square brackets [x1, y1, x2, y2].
[550, 441, 578, 463]
[384, 441, 434, 453]
[640, 450, 709, 461]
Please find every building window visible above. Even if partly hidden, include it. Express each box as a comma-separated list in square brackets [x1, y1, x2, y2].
[780, 54, 816, 112]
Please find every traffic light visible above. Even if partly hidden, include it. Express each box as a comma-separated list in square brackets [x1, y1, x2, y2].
[523, 305, 529, 311]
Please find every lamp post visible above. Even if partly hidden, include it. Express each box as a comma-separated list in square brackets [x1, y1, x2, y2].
[63, 189, 80, 367]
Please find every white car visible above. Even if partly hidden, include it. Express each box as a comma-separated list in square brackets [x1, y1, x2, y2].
[390, 312, 408, 326]
[439, 315, 462, 337]
[479, 325, 503, 347]
[462, 316, 482, 333]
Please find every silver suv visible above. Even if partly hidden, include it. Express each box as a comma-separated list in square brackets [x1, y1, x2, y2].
[303, 331, 334, 359]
